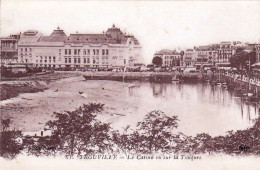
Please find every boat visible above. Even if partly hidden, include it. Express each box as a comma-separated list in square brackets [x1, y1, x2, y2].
[222, 84, 228, 89]
[128, 83, 139, 88]
[216, 82, 222, 86]
[210, 80, 216, 84]
[234, 88, 243, 97]
[172, 74, 180, 82]
[249, 96, 260, 102]
[172, 78, 180, 82]
[205, 79, 210, 83]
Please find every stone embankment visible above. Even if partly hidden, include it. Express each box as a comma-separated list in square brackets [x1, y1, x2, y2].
[83, 71, 200, 82]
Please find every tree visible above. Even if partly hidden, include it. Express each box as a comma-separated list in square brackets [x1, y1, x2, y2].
[133, 110, 179, 153]
[229, 47, 256, 72]
[0, 118, 22, 159]
[152, 56, 163, 67]
[43, 103, 112, 157]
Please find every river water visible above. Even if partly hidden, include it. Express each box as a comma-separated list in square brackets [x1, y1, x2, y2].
[125, 82, 259, 136]
[1, 76, 259, 137]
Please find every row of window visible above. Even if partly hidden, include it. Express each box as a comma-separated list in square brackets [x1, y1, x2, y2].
[63, 57, 110, 64]
[36, 59, 56, 63]
[36, 56, 56, 60]
[1, 42, 16, 47]
[165, 56, 180, 59]
[64, 49, 109, 56]
[20, 53, 32, 56]
[34, 64, 112, 68]
[164, 60, 180, 66]
[20, 48, 32, 52]
[20, 48, 111, 55]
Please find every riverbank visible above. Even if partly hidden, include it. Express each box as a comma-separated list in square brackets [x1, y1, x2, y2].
[0, 76, 137, 132]
[0, 72, 83, 101]
[0, 71, 201, 101]
[83, 71, 200, 82]
[0, 82, 47, 101]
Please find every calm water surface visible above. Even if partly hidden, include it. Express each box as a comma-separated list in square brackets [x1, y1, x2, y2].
[118, 81, 259, 136]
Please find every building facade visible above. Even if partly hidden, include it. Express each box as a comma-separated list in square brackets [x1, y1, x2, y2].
[0, 33, 21, 65]
[17, 25, 142, 69]
[216, 41, 242, 66]
[194, 45, 218, 66]
[154, 49, 181, 67]
[183, 49, 196, 67]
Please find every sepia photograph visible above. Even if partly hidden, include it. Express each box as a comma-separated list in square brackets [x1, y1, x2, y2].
[0, 0, 260, 169]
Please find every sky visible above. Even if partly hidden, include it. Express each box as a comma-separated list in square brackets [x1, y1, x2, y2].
[1, 0, 260, 64]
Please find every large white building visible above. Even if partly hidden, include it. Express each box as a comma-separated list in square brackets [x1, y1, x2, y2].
[17, 25, 142, 69]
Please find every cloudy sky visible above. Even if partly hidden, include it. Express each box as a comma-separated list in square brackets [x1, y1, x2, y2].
[1, 0, 260, 63]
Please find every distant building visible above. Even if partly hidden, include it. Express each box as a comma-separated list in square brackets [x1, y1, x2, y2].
[183, 49, 196, 67]
[256, 44, 260, 63]
[192, 41, 244, 67]
[194, 45, 218, 66]
[17, 25, 142, 69]
[216, 41, 242, 66]
[0, 33, 21, 65]
[154, 49, 181, 67]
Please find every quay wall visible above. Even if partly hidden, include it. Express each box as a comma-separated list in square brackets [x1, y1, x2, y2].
[83, 71, 201, 83]
[222, 73, 260, 95]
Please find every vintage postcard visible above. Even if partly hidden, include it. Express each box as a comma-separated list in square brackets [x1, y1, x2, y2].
[0, 0, 260, 169]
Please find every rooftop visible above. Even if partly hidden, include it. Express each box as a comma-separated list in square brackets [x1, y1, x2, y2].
[155, 49, 180, 55]
[17, 25, 140, 45]
[22, 30, 39, 36]
[65, 34, 117, 44]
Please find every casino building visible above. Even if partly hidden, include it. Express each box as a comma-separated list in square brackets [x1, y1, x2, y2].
[17, 25, 142, 69]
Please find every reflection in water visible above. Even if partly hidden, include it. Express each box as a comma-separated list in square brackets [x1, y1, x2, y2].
[126, 82, 259, 136]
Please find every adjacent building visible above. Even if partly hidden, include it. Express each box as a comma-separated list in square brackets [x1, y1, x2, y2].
[0, 33, 21, 65]
[153, 49, 181, 67]
[216, 41, 242, 66]
[183, 49, 196, 67]
[194, 45, 218, 67]
[17, 25, 142, 69]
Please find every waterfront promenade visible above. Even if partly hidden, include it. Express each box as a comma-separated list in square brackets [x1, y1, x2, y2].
[223, 72, 260, 87]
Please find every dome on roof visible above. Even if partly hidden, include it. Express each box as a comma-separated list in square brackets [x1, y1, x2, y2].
[50, 27, 66, 37]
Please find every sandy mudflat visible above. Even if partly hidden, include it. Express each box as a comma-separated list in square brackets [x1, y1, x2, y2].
[0, 74, 139, 132]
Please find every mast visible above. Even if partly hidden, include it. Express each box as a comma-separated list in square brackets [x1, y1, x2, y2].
[248, 54, 251, 95]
